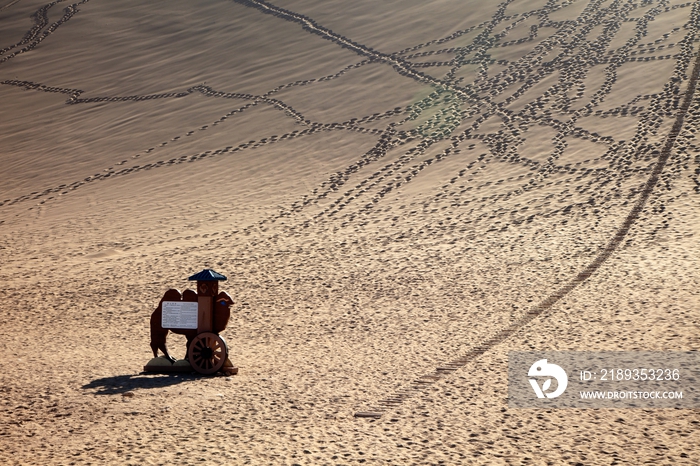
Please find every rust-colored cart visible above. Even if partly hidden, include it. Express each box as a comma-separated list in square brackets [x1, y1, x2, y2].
[147, 269, 236, 375]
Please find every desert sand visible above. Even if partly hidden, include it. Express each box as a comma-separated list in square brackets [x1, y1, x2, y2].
[1, 0, 700, 464]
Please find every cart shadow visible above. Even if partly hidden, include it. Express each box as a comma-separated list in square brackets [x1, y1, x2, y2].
[82, 372, 199, 395]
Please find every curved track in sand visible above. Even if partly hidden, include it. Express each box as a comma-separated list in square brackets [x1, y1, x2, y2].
[359, 34, 700, 417]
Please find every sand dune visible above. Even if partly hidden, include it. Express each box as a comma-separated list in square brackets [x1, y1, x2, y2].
[1, 0, 700, 464]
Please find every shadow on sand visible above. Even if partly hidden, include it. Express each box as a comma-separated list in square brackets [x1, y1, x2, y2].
[82, 372, 199, 395]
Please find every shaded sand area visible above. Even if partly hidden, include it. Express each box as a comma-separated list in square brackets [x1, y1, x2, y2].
[1, 0, 700, 464]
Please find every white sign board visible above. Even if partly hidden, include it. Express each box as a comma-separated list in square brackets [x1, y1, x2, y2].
[162, 301, 198, 329]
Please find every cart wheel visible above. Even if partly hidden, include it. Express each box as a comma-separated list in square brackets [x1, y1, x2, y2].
[188, 332, 228, 375]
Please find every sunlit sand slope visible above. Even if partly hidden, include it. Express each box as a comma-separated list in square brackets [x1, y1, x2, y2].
[1, 0, 699, 464]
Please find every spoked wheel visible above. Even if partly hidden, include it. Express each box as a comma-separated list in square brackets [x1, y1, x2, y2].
[188, 332, 228, 375]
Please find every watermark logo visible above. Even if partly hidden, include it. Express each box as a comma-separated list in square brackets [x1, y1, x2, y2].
[509, 352, 699, 408]
[528, 359, 568, 399]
